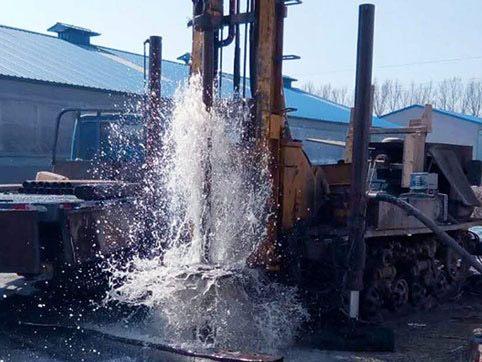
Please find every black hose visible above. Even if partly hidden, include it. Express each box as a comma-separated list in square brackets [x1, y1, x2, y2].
[368, 192, 482, 274]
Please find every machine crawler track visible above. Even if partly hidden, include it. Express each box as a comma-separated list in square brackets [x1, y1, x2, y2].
[361, 231, 475, 319]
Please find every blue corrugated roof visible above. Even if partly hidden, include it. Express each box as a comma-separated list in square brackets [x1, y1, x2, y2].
[0, 23, 397, 128]
[382, 104, 482, 125]
[0, 24, 144, 93]
[284, 87, 397, 127]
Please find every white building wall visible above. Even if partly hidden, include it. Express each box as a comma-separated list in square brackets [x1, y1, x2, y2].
[383, 107, 481, 159]
[288, 117, 348, 165]
[0, 78, 136, 183]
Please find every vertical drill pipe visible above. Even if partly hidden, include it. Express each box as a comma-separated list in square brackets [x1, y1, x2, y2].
[200, 0, 221, 264]
[201, 30, 214, 264]
[346, 4, 375, 293]
[146, 36, 162, 167]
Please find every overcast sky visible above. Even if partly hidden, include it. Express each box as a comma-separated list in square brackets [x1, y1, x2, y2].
[1, 0, 481, 91]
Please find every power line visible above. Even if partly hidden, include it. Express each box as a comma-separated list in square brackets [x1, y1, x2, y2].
[297, 54, 482, 78]
[378, 55, 482, 69]
[301, 76, 482, 100]
[300, 76, 482, 93]
[372, 76, 482, 90]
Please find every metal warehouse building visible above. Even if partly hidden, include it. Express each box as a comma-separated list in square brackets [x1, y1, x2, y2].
[0, 22, 395, 183]
[382, 105, 482, 160]
[286, 88, 396, 164]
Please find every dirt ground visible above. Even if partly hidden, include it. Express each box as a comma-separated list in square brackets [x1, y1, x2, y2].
[0, 273, 480, 362]
[287, 275, 482, 361]
[325, 293, 482, 362]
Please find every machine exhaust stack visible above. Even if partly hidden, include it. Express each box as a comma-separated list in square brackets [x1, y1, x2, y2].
[346, 3, 375, 320]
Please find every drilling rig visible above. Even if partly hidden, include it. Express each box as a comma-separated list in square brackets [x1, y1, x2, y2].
[190, 0, 482, 346]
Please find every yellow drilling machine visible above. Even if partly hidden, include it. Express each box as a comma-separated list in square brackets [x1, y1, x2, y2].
[0, 0, 481, 357]
[190, 0, 482, 351]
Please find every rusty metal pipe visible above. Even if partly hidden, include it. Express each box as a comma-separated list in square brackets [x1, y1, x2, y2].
[202, 26, 215, 108]
[146, 35, 163, 167]
[148, 36, 162, 107]
[248, 0, 257, 95]
[242, 0, 250, 97]
[233, 0, 241, 93]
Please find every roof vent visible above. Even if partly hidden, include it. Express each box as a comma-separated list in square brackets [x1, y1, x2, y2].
[47, 22, 100, 45]
[177, 52, 191, 65]
[283, 76, 297, 89]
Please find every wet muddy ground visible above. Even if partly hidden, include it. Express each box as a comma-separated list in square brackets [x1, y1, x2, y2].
[0, 274, 479, 362]
[329, 294, 482, 362]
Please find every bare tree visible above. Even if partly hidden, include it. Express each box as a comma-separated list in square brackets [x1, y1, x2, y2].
[331, 86, 349, 105]
[437, 77, 462, 111]
[400, 82, 414, 108]
[437, 79, 449, 110]
[447, 77, 463, 111]
[401, 82, 426, 108]
[302, 81, 353, 106]
[373, 79, 390, 116]
[418, 81, 435, 106]
[399, 81, 434, 108]
[460, 82, 471, 114]
[464, 80, 482, 117]
[302, 81, 316, 94]
[302, 77, 482, 118]
[319, 84, 333, 99]
[388, 80, 404, 112]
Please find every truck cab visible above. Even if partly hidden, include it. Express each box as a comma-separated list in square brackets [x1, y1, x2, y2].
[0, 109, 147, 277]
[52, 109, 145, 182]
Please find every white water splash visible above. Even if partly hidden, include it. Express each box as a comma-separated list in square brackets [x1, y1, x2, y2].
[105, 75, 308, 352]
